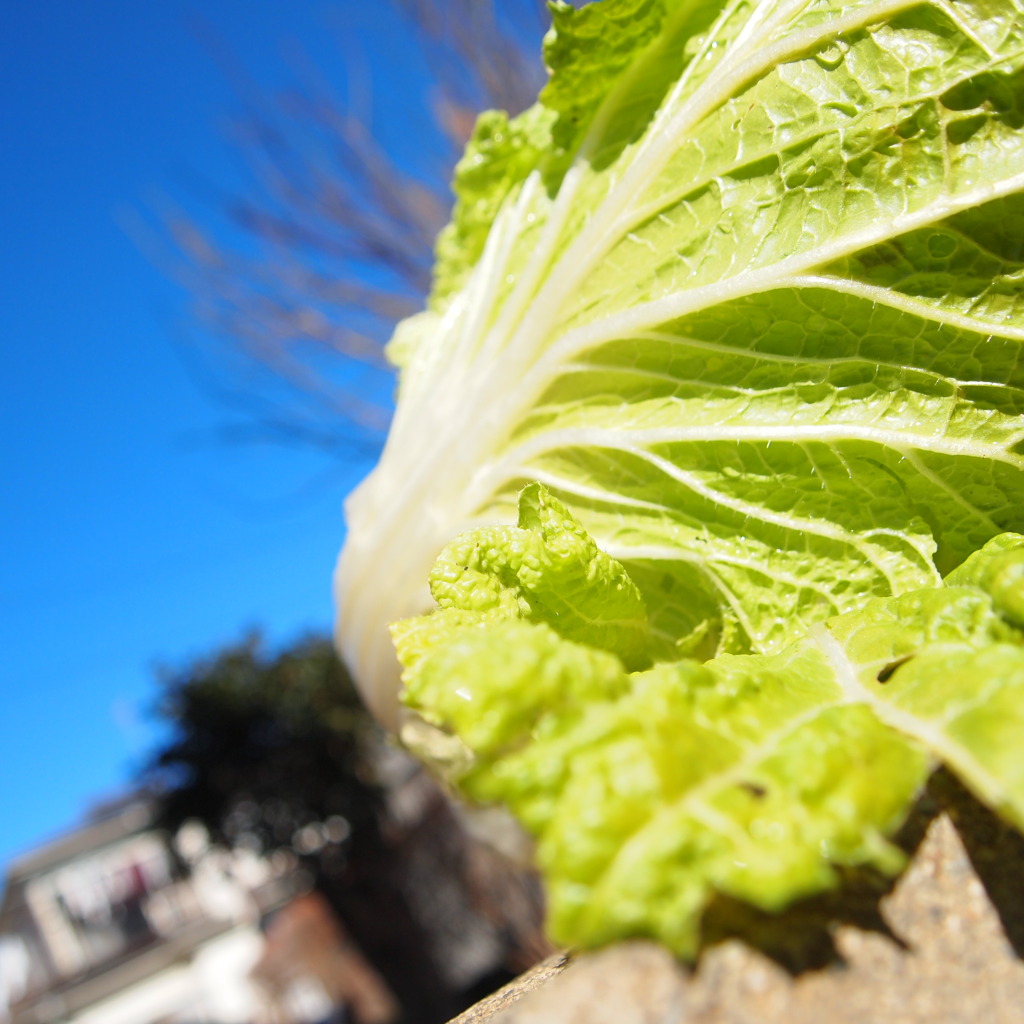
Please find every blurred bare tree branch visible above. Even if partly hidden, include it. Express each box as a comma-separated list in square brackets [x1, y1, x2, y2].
[146, 0, 552, 458]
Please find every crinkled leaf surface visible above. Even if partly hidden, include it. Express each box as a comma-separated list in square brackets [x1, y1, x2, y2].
[396, 490, 1024, 956]
[337, 0, 1024, 727]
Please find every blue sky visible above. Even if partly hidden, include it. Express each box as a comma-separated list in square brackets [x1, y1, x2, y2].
[0, 2, 445, 866]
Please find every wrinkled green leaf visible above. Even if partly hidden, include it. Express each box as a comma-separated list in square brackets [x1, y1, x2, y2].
[396, 490, 1024, 955]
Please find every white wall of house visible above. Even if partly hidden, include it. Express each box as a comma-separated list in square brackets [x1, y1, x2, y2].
[192, 927, 266, 1022]
[70, 927, 265, 1024]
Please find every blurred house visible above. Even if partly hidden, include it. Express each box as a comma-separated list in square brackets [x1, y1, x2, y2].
[0, 799, 356, 1024]
[0, 753, 550, 1024]
[252, 892, 397, 1024]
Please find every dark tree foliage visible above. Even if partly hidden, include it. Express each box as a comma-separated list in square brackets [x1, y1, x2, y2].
[145, 634, 544, 1024]
[151, 632, 383, 861]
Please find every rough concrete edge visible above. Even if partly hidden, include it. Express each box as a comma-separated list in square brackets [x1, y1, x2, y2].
[442, 795, 1024, 1024]
[447, 953, 572, 1024]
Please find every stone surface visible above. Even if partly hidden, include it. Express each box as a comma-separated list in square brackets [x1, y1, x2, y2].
[448, 775, 1024, 1023]
[447, 954, 570, 1024]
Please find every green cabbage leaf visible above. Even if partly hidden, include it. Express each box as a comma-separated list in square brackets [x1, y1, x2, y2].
[337, 0, 1024, 728]
[395, 486, 1024, 956]
[334, 0, 1024, 953]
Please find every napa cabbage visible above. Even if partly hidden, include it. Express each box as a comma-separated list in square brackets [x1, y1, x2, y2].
[335, 0, 1024, 953]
